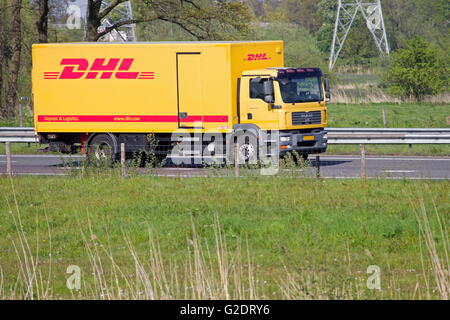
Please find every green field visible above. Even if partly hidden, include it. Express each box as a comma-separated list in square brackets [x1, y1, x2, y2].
[326, 144, 450, 156]
[0, 175, 448, 299]
[326, 102, 450, 156]
[327, 103, 450, 128]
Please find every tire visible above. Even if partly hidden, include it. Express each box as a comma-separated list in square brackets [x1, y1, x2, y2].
[229, 132, 259, 165]
[87, 134, 117, 164]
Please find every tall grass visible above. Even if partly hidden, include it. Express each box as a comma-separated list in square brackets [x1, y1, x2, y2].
[77, 214, 258, 299]
[4, 179, 52, 299]
[0, 176, 448, 300]
[333, 64, 450, 104]
[413, 185, 449, 300]
[3, 190, 261, 299]
[332, 87, 402, 104]
[332, 87, 450, 104]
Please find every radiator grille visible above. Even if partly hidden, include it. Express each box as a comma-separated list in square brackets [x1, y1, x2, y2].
[292, 111, 321, 125]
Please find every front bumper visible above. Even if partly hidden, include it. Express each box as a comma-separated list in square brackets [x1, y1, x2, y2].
[279, 130, 328, 155]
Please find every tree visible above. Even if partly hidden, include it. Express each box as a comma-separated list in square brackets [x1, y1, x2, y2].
[284, 0, 322, 33]
[256, 22, 327, 71]
[316, 0, 336, 55]
[84, 0, 251, 42]
[382, 0, 449, 52]
[0, 0, 6, 116]
[246, 0, 265, 18]
[384, 37, 448, 101]
[4, 0, 22, 120]
[36, 0, 49, 43]
[340, 16, 378, 63]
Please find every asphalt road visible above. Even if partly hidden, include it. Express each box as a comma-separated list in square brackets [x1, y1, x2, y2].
[1, 154, 449, 179]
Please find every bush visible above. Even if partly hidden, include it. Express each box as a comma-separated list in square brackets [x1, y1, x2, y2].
[383, 37, 448, 101]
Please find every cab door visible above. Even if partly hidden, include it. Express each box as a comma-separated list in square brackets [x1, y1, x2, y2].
[177, 53, 203, 128]
[239, 76, 280, 130]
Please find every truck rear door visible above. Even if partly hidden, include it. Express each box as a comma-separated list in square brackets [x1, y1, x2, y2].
[176, 53, 203, 128]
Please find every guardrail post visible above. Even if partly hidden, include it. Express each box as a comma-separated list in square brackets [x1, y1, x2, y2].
[360, 144, 366, 179]
[18, 103, 23, 128]
[381, 107, 388, 128]
[315, 155, 321, 178]
[121, 143, 126, 177]
[5, 142, 12, 176]
[234, 141, 239, 177]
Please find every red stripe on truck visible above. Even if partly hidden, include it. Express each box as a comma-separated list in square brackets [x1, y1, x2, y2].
[37, 115, 229, 123]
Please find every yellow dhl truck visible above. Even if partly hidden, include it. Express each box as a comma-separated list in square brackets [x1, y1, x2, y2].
[32, 41, 330, 162]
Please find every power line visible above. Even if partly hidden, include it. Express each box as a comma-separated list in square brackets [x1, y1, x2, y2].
[329, 0, 389, 71]
[85, 0, 137, 42]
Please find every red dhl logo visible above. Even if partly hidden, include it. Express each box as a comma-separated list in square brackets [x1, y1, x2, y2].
[43, 58, 155, 80]
[244, 53, 271, 61]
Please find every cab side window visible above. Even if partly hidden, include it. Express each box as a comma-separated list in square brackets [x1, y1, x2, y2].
[250, 78, 269, 100]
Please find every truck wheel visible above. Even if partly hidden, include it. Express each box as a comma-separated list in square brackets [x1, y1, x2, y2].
[87, 134, 117, 163]
[229, 132, 259, 165]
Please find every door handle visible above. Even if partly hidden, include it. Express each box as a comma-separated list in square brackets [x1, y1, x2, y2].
[179, 112, 188, 119]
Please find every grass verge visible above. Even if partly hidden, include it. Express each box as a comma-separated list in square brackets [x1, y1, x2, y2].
[0, 175, 448, 299]
[327, 103, 450, 128]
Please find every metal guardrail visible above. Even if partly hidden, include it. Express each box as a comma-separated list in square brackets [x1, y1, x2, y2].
[1, 127, 450, 144]
[325, 128, 450, 144]
[326, 128, 450, 133]
[0, 127, 34, 131]
[0, 127, 37, 143]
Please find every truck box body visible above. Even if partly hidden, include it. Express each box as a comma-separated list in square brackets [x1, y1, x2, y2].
[32, 41, 284, 134]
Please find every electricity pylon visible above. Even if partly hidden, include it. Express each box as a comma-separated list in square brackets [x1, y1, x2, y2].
[329, 0, 389, 71]
[85, 0, 137, 42]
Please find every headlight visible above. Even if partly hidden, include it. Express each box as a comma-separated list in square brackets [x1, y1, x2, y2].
[280, 136, 291, 142]
[323, 133, 328, 140]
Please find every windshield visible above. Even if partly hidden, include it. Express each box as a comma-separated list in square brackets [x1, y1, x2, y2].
[278, 75, 323, 103]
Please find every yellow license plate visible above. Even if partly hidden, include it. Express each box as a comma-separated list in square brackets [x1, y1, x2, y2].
[303, 136, 315, 141]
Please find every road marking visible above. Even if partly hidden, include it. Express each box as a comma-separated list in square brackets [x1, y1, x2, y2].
[322, 176, 448, 180]
[319, 156, 450, 161]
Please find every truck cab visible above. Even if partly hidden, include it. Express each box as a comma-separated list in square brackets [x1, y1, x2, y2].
[238, 67, 329, 158]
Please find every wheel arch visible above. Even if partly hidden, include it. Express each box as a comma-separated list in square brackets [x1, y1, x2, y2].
[87, 133, 119, 155]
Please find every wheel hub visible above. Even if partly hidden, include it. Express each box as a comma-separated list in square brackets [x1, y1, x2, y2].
[239, 143, 255, 162]
[94, 143, 112, 161]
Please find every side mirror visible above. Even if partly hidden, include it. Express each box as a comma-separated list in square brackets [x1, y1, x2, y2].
[324, 78, 331, 101]
[263, 80, 275, 104]
[264, 95, 275, 104]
